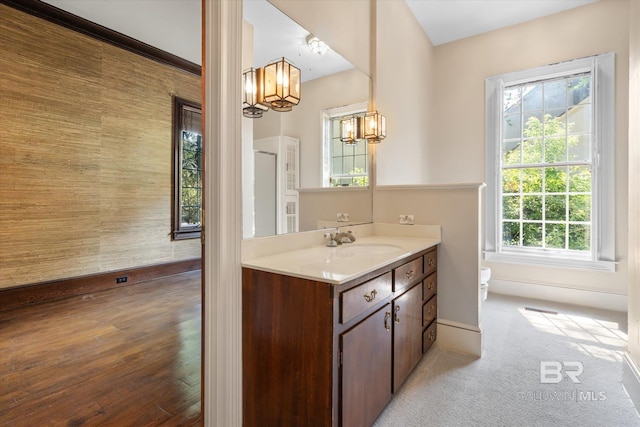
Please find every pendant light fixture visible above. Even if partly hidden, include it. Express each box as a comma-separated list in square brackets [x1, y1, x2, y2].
[262, 57, 301, 112]
[363, 110, 386, 143]
[242, 67, 268, 118]
[340, 115, 360, 144]
[339, 110, 385, 144]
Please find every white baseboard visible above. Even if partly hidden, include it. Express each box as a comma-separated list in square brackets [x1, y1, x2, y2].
[436, 319, 482, 357]
[489, 279, 628, 312]
[623, 352, 640, 418]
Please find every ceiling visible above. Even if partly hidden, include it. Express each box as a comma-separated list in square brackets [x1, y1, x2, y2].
[41, 0, 597, 72]
[405, 0, 596, 46]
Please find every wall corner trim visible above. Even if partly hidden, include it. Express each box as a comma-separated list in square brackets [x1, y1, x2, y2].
[436, 319, 483, 357]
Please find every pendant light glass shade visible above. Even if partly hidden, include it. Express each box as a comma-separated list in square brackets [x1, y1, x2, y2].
[262, 57, 301, 112]
[242, 68, 268, 118]
[340, 115, 359, 144]
[363, 111, 386, 143]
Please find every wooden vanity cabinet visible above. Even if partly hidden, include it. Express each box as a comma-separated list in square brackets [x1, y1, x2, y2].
[422, 247, 439, 354]
[341, 304, 393, 427]
[392, 283, 424, 392]
[242, 245, 438, 427]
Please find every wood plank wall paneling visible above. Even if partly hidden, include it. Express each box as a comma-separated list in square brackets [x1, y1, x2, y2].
[0, 4, 202, 289]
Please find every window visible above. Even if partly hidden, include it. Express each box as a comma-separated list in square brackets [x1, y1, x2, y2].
[485, 53, 615, 271]
[172, 97, 202, 240]
[323, 104, 369, 187]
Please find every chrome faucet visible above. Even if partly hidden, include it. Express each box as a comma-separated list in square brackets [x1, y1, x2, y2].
[324, 231, 338, 247]
[335, 230, 356, 244]
[324, 228, 356, 246]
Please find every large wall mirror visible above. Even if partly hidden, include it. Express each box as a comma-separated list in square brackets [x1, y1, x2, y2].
[242, 0, 373, 238]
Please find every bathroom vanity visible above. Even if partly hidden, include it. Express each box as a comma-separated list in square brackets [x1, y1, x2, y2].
[242, 235, 439, 427]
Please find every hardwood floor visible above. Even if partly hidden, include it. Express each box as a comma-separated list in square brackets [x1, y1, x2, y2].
[0, 270, 202, 426]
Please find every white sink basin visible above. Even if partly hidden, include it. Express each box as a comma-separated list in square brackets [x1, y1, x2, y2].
[298, 243, 405, 276]
[243, 235, 440, 284]
[334, 243, 403, 257]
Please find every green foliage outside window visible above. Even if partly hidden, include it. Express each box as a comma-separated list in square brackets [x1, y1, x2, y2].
[181, 131, 202, 226]
[501, 76, 592, 253]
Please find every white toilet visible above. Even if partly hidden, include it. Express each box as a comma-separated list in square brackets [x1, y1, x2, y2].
[480, 267, 491, 301]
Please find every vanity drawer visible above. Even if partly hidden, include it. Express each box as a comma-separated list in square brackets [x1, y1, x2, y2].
[422, 272, 437, 302]
[341, 272, 392, 324]
[394, 256, 423, 292]
[424, 248, 437, 277]
[422, 295, 437, 327]
[422, 321, 437, 353]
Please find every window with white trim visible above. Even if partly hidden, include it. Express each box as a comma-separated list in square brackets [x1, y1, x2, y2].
[485, 53, 616, 271]
[322, 103, 368, 187]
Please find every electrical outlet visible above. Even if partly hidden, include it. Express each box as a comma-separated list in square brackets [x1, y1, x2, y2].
[399, 214, 415, 225]
[337, 213, 350, 222]
[116, 276, 128, 284]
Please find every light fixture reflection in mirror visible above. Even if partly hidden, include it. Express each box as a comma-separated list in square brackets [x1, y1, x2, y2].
[340, 115, 359, 144]
[263, 57, 301, 112]
[242, 0, 372, 237]
[242, 67, 268, 118]
[306, 34, 330, 56]
[339, 111, 386, 144]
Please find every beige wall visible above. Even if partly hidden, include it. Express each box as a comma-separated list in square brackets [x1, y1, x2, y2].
[299, 188, 372, 232]
[374, 186, 483, 329]
[0, 6, 201, 289]
[428, 1, 630, 297]
[375, 0, 435, 185]
[628, 0, 640, 375]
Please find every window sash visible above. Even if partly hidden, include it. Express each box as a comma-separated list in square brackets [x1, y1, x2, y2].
[172, 97, 203, 240]
[484, 53, 616, 271]
[324, 109, 369, 187]
[499, 72, 594, 256]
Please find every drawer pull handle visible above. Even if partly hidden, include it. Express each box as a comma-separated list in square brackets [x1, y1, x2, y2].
[363, 289, 377, 302]
[428, 331, 436, 341]
[427, 306, 432, 315]
[394, 305, 401, 323]
[384, 311, 391, 331]
[427, 282, 433, 290]
[428, 258, 435, 267]
[406, 270, 415, 280]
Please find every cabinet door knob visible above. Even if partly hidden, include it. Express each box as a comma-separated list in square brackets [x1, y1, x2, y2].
[384, 311, 391, 331]
[394, 305, 400, 323]
[363, 289, 377, 302]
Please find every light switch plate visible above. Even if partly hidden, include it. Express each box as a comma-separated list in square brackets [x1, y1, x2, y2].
[337, 213, 350, 222]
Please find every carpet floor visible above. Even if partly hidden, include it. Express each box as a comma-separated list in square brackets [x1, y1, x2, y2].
[374, 292, 640, 427]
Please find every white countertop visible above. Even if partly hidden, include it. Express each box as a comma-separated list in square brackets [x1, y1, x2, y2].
[242, 235, 440, 285]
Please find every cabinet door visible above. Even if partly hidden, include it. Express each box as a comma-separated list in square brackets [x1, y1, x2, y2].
[393, 284, 423, 392]
[341, 304, 392, 427]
